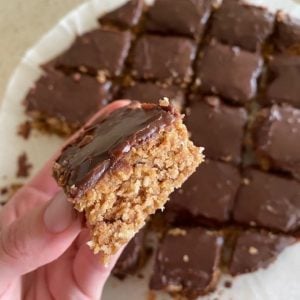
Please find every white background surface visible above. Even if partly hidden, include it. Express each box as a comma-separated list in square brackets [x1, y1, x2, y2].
[1, 0, 300, 299]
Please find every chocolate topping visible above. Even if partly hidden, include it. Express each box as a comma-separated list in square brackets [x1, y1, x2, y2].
[25, 71, 111, 126]
[211, 0, 275, 52]
[230, 231, 296, 276]
[119, 82, 185, 110]
[99, 0, 143, 29]
[51, 28, 131, 76]
[166, 159, 241, 223]
[150, 227, 223, 298]
[265, 55, 300, 108]
[131, 35, 197, 85]
[113, 227, 146, 279]
[275, 13, 300, 52]
[145, 0, 212, 39]
[253, 105, 300, 180]
[234, 169, 300, 233]
[196, 41, 263, 103]
[54, 102, 178, 198]
[186, 96, 248, 164]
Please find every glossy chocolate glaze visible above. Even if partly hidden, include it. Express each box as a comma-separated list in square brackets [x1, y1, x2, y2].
[25, 70, 111, 126]
[265, 55, 300, 108]
[54, 102, 178, 198]
[166, 159, 241, 223]
[253, 105, 300, 179]
[230, 231, 296, 276]
[145, 0, 212, 39]
[186, 96, 248, 164]
[234, 169, 300, 233]
[196, 41, 263, 103]
[99, 0, 143, 28]
[150, 227, 224, 298]
[211, 0, 275, 52]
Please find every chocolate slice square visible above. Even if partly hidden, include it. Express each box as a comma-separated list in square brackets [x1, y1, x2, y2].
[195, 41, 263, 103]
[233, 168, 300, 233]
[131, 34, 197, 86]
[53, 101, 203, 261]
[145, 0, 212, 39]
[211, 0, 275, 52]
[253, 105, 300, 179]
[275, 13, 300, 53]
[118, 82, 185, 111]
[186, 96, 248, 164]
[166, 159, 241, 224]
[113, 227, 147, 279]
[25, 70, 111, 135]
[265, 55, 300, 108]
[229, 230, 296, 276]
[99, 0, 144, 29]
[150, 227, 224, 298]
[49, 28, 131, 77]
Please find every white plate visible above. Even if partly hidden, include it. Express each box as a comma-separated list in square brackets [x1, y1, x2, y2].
[1, 0, 300, 299]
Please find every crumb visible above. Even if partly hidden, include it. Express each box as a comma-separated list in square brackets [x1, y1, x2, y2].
[17, 121, 32, 140]
[168, 228, 187, 236]
[224, 280, 232, 288]
[159, 97, 170, 107]
[147, 291, 156, 300]
[249, 246, 258, 255]
[0, 187, 8, 195]
[137, 273, 144, 279]
[16, 153, 32, 178]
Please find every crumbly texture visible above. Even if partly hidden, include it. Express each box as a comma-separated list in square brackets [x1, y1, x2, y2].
[71, 119, 203, 262]
[27, 110, 76, 136]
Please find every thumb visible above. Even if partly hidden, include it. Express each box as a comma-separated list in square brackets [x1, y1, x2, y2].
[0, 191, 81, 291]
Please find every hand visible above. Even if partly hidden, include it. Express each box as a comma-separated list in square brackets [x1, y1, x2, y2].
[0, 100, 130, 300]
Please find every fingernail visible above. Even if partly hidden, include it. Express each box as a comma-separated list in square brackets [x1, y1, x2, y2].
[44, 191, 77, 233]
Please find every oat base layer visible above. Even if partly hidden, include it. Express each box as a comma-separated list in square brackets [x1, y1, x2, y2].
[73, 119, 203, 262]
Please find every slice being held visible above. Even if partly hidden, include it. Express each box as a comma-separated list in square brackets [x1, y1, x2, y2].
[53, 99, 203, 262]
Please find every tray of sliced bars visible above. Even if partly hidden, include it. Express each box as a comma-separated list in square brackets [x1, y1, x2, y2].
[1, 0, 300, 299]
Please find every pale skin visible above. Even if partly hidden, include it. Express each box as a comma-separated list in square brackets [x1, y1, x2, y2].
[0, 101, 130, 300]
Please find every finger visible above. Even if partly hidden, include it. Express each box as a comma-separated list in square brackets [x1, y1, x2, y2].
[0, 191, 81, 292]
[28, 100, 131, 196]
[0, 186, 49, 229]
[72, 230, 123, 298]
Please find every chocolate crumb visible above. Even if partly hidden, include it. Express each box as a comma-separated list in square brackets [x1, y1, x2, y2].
[17, 121, 32, 140]
[147, 291, 156, 300]
[0, 187, 8, 195]
[137, 273, 144, 279]
[224, 280, 232, 289]
[17, 153, 32, 178]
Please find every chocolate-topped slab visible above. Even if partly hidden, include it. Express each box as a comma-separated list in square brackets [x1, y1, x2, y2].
[118, 82, 185, 110]
[49, 28, 131, 77]
[229, 231, 296, 276]
[166, 159, 241, 224]
[275, 13, 300, 53]
[150, 227, 224, 298]
[196, 41, 263, 104]
[113, 227, 147, 279]
[25, 70, 111, 128]
[186, 96, 248, 164]
[131, 34, 197, 86]
[211, 0, 275, 52]
[264, 55, 300, 107]
[233, 168, 300, 233]
[145, 0, 212, 39]
[54, 102, 178, 198]
[253, 105, 300, 180]
[99, 0, 143, 29]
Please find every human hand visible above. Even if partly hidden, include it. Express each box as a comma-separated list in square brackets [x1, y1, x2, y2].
[0, 100, 130, 300]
